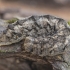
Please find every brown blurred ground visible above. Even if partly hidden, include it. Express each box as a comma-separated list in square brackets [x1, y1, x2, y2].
[0, 0, 70, 20]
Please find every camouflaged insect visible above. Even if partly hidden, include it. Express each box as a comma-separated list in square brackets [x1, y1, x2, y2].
[0, 15, 70, 70]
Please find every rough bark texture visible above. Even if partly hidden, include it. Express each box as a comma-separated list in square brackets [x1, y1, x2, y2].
[0, 15, 70, 70]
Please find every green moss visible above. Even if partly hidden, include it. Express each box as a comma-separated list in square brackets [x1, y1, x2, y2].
[68, 21, 70, 26]
[0, 50, 14, 52]
[6, 18, 18, 24]
[0, 50, 5, 52]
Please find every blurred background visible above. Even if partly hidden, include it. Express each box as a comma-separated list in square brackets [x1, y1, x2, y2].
[0, 0, 70, 20]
